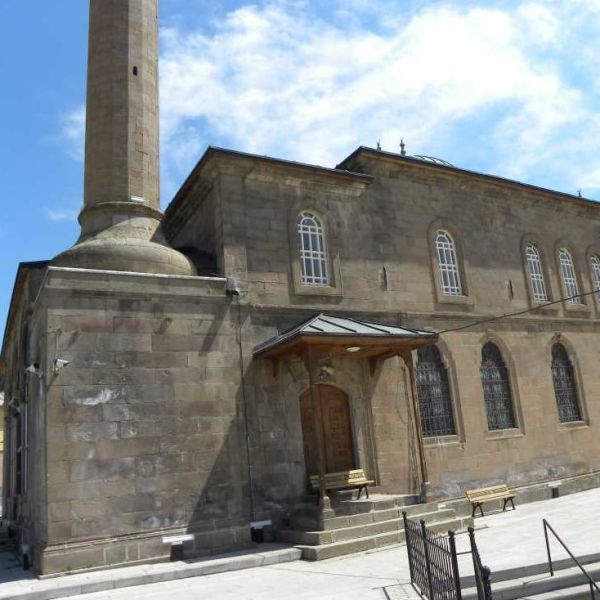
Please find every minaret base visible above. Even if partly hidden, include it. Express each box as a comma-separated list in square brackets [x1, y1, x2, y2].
[52, 203, 195, 276]
[52, 237, 196, 276]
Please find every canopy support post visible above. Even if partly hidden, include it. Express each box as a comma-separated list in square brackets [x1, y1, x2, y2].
[304, 346, 331, 510]
[400, 349, 430, 501]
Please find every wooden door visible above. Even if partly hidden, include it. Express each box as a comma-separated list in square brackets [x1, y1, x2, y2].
[299, 385, 355, 476]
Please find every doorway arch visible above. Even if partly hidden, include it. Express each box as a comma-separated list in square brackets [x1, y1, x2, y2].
[299, 385, 355, 476]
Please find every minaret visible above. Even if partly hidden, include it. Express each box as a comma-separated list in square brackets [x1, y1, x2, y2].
[53, 0, 194, 275]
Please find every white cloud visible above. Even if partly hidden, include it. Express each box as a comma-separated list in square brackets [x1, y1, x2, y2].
[53, 106, 86, 162]
[46, 207, 79, 222]
[54, 1, 600, 200]
[158, 0, 600, 197]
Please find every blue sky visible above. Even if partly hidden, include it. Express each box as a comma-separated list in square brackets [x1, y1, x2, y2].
[2, 0, 600, 330]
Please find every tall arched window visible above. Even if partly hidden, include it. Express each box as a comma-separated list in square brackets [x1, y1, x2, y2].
[525, 244, 548, 302]
[416, 346, 456, 437]
[435, 230, 463, 295]
[590, 255, 600, 301]
[551, 343, 582, 423]
[297, 211, 329, 286]
[558, 248, 581, 303]
[480, 342, 516, 430]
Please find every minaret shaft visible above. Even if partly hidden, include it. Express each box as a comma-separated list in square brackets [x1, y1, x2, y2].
[52, 0, 194, 276]
[84, 0, 159, 210]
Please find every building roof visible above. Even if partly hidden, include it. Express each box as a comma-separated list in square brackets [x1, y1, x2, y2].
[165, 146, 374, 226]
[253, 313, 437, 358]
[337, 146, 599, 209]
[1, 261, 49, 367]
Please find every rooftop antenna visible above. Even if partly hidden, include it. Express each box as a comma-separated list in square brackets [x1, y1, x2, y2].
[400, 138, 406, 156]
[376, 140, 381, 151]
[578, 189, 583, 198]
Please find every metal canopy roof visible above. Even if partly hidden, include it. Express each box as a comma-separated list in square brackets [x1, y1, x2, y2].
[253, 313, 437, 358]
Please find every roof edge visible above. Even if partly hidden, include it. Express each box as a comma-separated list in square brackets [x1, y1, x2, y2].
[253, 312, 437, 357]
[165, 146, 373, 220]
[1, 261, 50, 366]
[337, 146, 600, 209]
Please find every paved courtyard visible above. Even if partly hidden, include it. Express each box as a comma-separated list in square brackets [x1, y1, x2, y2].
[3, 486, 600, 599]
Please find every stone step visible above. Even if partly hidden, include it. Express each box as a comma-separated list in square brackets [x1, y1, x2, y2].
[296, 516, 473, 561]
[291, 497, 439, 524]
[462, 562, 600, 600]
[518, 582, 600, 599]
[279, 517, 406, 545]
[460, 552, 600, 588]
[333, 497, 434, 515]
[284, 509, 457, 545]
[292, 506, 456, 532]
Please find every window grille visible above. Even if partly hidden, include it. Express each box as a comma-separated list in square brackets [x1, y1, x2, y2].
[435, 230, 463, 295]
[416, 346, 456, 437]
[559, 248, 581, 303]
[525, 244, 548, 302]
[480, 342, 516, 430]
[591, 255, 600, 301]
[551, 343, 582, 423]
[297, 211, 329, 286]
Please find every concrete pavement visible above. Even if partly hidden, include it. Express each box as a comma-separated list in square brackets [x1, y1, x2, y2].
[3, 486, 600, 599]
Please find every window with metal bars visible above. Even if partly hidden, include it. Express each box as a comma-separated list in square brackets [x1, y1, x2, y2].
[558, 248, 581, 303]
[297, 211, 329, 286]
[590, 255, 600, 301]
[551, 343, 582, 423]
[525, 244, 548, 302]
[435, 230, 463, 295]
[480, 342, 516, 430]
[416, 346, 456, 437]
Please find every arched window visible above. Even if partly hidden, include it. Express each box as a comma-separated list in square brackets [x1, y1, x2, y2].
[416, 346, 456, 437]
[480, 342, 516, 430]
[558, 248, 581, 303]
[297, 211, 329, 286]
[551, 343, 582, 423]
[590, 255, 600, 301]
[435, 230, 463, 295]
[525, 244, 548, 302]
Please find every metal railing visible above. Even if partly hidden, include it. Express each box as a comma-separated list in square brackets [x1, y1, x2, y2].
[543, 518, 600, 599]
[403, 513, 462, 600]
[468, 527, 493, 600]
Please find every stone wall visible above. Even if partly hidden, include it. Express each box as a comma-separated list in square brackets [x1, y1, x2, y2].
[165, 149, 600, 500]
[34, 268, 253, 574]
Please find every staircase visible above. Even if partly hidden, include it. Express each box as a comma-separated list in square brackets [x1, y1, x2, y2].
[461, 553, 600, 599]
[277, 493, 473, 560]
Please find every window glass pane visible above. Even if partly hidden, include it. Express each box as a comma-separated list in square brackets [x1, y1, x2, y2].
[559, 248, 581, 304]
[435, 230, 463, 295]
[591, 255, 600, 301]
[416, 346, 456, 437]
[526, 244, 548, 302]
[551, 343, 582, 422]
[298, 211, 329, 286]
[480, 342, 516, 430]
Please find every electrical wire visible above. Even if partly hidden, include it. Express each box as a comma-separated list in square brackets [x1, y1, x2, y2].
[438, 288, 600, 335]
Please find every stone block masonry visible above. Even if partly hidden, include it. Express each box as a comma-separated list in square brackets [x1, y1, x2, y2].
[35, 267, 252, 574]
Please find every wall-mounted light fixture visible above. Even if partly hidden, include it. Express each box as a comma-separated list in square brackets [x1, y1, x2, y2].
[53, 358, 71, 375]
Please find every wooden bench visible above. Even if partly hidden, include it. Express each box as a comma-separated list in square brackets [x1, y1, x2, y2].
[309, 469, 374, 502]
[466, 484, 516, 517]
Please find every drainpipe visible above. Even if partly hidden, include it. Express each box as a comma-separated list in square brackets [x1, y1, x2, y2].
[401, 350, 429, 501]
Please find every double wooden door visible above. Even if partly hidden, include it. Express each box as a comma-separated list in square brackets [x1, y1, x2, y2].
[299, 384, 355, 476]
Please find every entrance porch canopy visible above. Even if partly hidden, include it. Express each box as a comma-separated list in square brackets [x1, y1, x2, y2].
[253, 313, 438, 367]
[253, 314, 438, 507]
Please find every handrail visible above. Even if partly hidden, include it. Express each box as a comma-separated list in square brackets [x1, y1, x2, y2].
[543, 518, 600, 599]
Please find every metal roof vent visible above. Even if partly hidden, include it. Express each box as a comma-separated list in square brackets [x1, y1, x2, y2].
[411, 155, 454, 167]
